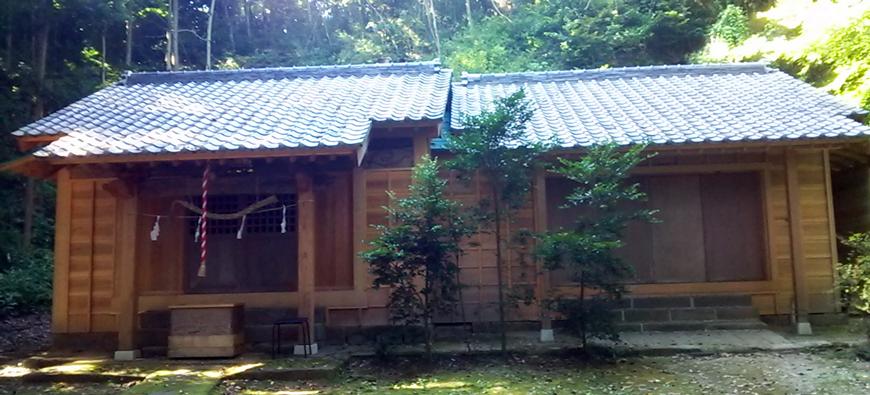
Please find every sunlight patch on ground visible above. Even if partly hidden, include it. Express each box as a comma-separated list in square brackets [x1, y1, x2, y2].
[0, 365, 32, 377]
[394, 380, 469, 390]
[241, 390, 320, 395]
[41, 359, 104, 374]
[222, 362, 263, 376]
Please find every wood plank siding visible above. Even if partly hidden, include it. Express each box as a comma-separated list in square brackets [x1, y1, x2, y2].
[55, 175, 121, 334]
[48, 142, 843, 343]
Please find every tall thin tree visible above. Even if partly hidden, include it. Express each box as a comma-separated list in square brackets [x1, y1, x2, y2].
[206, 0, 217, 70]
[447, 90, 549, 353]
[165, 0, 179, 70]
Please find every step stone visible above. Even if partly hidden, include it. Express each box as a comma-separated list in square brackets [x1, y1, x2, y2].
[630, 296, 692, 309]
[623, 308, 671, 323]
[670, 307, 717, 321]
[714, 306, 758, 320]
[692, 294, 753, 307]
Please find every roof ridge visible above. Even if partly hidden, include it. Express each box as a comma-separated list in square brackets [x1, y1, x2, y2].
[124, 60, 443, 85]
[460, 62, 771, 85]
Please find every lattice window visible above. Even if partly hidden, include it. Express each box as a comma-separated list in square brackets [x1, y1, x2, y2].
[187, 194, 297, 235]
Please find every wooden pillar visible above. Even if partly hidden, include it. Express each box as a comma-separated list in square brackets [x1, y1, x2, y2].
[52, 168, 72, 335]
[296, 171, 317, 343]
[413, 132, 430, 163]
[114, 180, 139, 359]
[785, 149, 812, 335]
[352, 166, 368, 296]
[822, 149, 840, 311]
[533, 168, 554, 341]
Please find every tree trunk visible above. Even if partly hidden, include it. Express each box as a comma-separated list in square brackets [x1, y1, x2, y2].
[125, 19, 133, 67]
[492, 188, 507, 353]
[465, 0, 474, 28]
[424, 0, 442, 59]
[424, 268, 432, 357]
[579, 274, 586, 350]
[4, 29, 11, 71]
[225, 1, 236, 53]
[166, 0, 179, 70]
[22, 179, 35, 250]
[243, 0, 252, 40]
[100, 29, 106, 83]
[32, 23, 49, 119]
[206, 0, 216, 70]
[24, 21, 50, 250]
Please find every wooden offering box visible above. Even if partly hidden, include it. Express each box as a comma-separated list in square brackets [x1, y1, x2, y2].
[168, 304, 244, 358]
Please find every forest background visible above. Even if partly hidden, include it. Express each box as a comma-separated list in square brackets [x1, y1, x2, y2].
[0, 0, 867, 313]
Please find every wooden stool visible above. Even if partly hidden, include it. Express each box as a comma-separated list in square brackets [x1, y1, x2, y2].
[272, 317, 311, 358]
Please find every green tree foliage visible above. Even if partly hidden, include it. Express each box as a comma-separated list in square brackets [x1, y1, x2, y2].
[838, 233, 870, 315]
[710, 5, 750, 47]
[0, 249, 53, 316]
[363, 155, 474, 354]
[446, 0, 730, 74]
[536, 144, 655, 349]
[446, 90, 549, 352]
[696, 0, 870, 115]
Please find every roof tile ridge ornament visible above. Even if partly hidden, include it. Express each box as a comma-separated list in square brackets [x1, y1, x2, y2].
[461, 62, 772, 85]
[124, 59, 443, 85]
[120, 70, 134, 86]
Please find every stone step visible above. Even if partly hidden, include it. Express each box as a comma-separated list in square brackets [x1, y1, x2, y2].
[617, 306, 758, 323]
[625, 294, 754, 309]
[618, 319, 768, 332]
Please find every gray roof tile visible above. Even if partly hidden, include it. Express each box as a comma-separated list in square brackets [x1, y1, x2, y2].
[16, 61, 451, 158]
[449, 63, 870, 148]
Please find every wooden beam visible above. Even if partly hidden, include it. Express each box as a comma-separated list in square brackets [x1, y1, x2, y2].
[0, 155, 58, 178]
[524, 137, 865, 158]
[412, 133, 430, 164]
[49, 146, 358, 166]
[102, 179, 135, 199]
[785, 149, 811, 334]
[52, 168, 72, 333]
[296, 171, 317, 338]
[352, 167, 368, 297]
[16, 134, 63, 151]
[533, 168, 553, 340]
[823, 149, 841, 311]
[115, 183, 139, 351]
[629, 162, 772, 175]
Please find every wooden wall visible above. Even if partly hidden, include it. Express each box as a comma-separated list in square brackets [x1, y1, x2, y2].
[535, 148, 839, 316]
[792, 150, 839, 313]
[315, 171, 354, 290]
[53, 171, 121, 334]
[548, 172, 767, 284]
[49, 145, 843, 338]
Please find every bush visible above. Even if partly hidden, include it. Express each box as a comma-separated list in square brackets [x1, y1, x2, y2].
[0, 248, 53, 316]
[838, 232, 870, 314]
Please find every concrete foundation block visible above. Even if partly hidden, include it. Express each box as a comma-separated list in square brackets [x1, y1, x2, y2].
[114, 350, 141, 361]
[796, 322, 813, 335]
[540, 329, 554, 342]
[294, 343, 319, 355]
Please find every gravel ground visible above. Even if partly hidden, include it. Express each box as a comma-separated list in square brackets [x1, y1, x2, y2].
[0, 313, 50, 354]
[219, 349, 870, 394]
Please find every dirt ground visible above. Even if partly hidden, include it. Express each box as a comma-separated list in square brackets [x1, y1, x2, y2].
[0, 317, 867, 394]
[216, 349, 870, 395]
[0, 313, 50, 355]
[0, 348, 867, 394]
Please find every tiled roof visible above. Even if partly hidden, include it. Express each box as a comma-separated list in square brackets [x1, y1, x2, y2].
[448, 63, 870, 148]
[15, 61, 451, 158]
